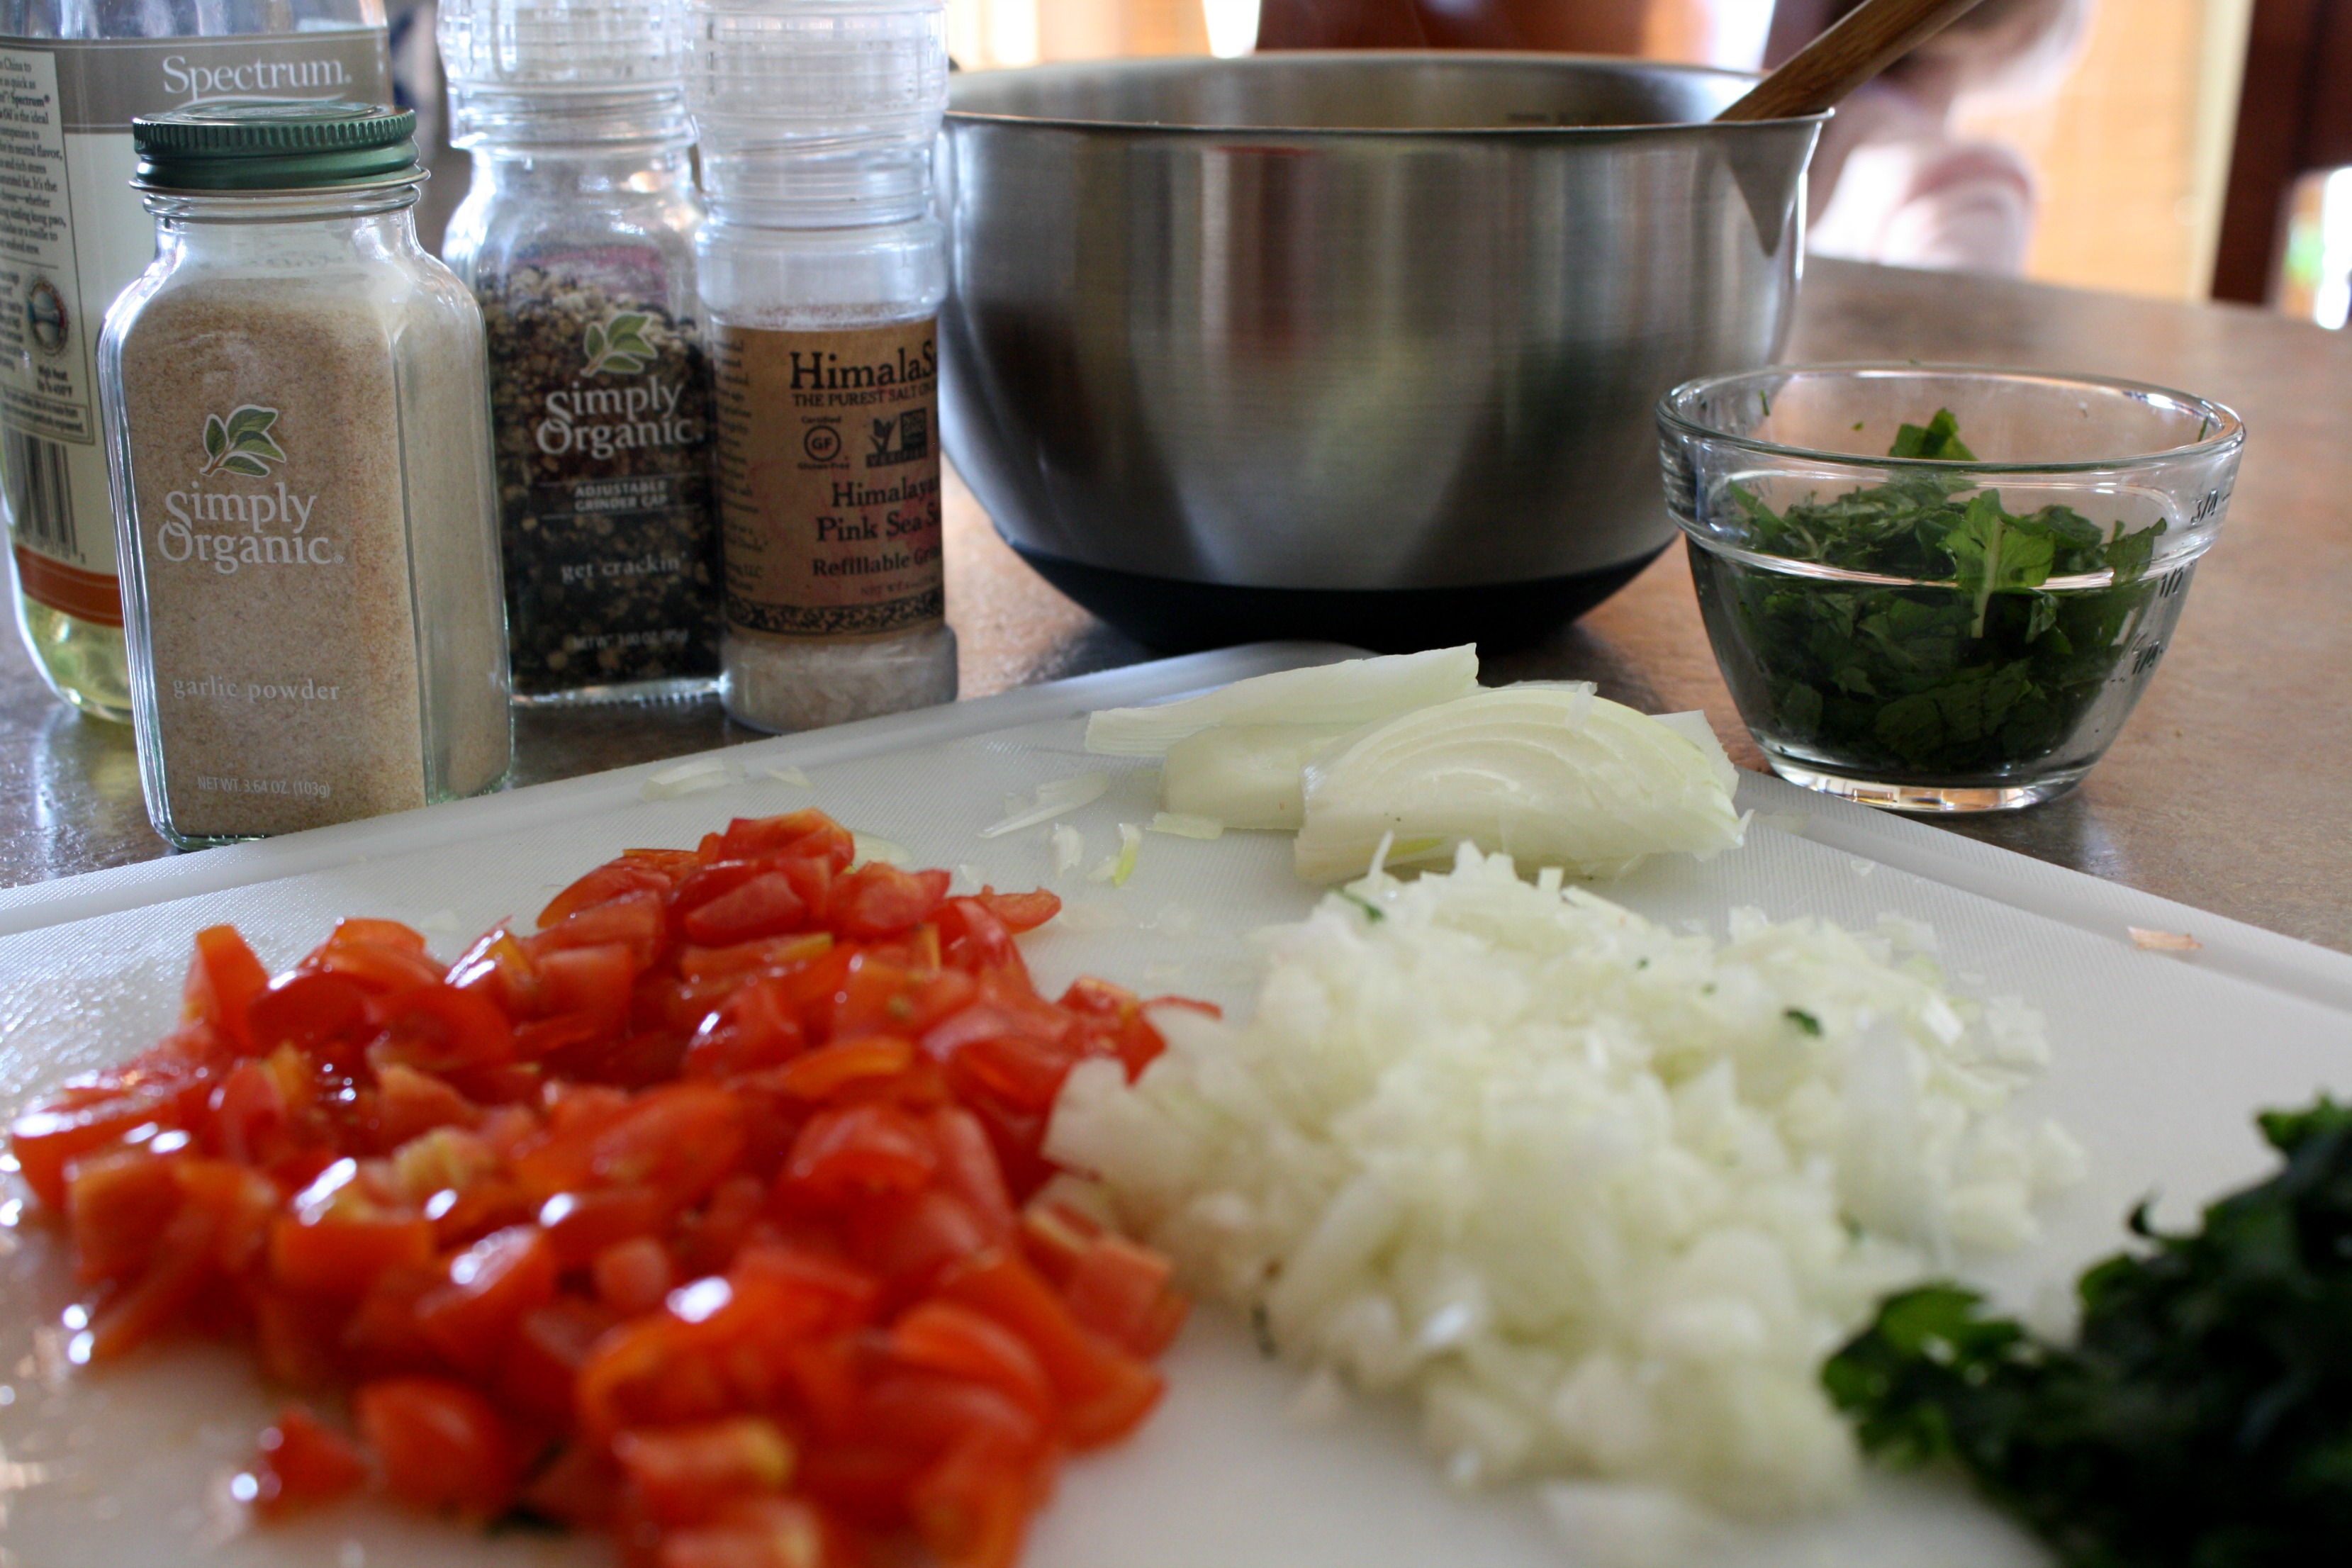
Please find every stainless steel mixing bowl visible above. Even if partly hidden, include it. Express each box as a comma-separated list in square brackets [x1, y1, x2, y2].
[941, 52, 1823, 651]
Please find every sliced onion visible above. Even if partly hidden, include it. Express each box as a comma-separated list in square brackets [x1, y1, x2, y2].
[1160, 724, 1354, 829]
[1148, 812, 1224, 840]
[980, 771, 1111, 838]
[1292, 685, 1745, 883]
[1085, 646, 1480, 757]
[1088, 822, 1143, 885]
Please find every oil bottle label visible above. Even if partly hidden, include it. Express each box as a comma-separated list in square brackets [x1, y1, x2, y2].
[0, 30, 390, 617]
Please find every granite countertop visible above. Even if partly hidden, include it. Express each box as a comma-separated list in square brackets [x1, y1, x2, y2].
[4, 258, 2346, 951]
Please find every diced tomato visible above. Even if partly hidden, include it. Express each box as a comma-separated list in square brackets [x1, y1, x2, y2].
[250, 1407, 368, 1518]
[366, 1063, 482, 1152]
[537, 943, 641, 1020]
[947, 1030, 1085, 1117]
[500, 1297, 619, 1427]
[683, 977, 807, 1080]
[11, 1070, 206, 1211]
[615, 1416, 796, 1526]
[414, 1223, 559, 1374]
[677, 931, 835, 987]
[80, 1199, 220, 1361]
[539, 862, 675, 929]
[536, 891, 668, 969]
[355, 1376, 521, 1518]
[926, 1108, 1015, 1245]
[729, 1244, 883, 1335]
[65, 1141, 186, 1284]
[939, 1250, 1165, 1448]
[371, 984, 516, 1075]
[830, 865, 951, 941]
[184, 925, 271, 1053]
[858, 1372, 1046, 1462]
[269, 1164, 437, 1299]
[518, 1435, 623, 1528]
[673, 1173, 768, 1278]
[1062, 1234, 1181, 1359]
[322, 917, 431, 955]
[514, 1009, 618, 1063]
[683, 872, 810, 948]
[909, 1438, 1035, 1568]
[775, 1036, 914, 1102]
[890, 1301, 1057, 1421]
[936, 900, 1024, 978]
[783, 1103, 936, 1202]
[845, 1189, 995, 1297]
[252, 1286, 346, 1389]
[717, 812, 853, 872]
[26, 814, 1197, 1568]
[248, 972, 372, 1060]
[832, 959, 975, 1044]
[594, 1235, 676, 1316]
[1017, 1199, 1102, 1289]
[307, 920, 446, 994]
[446, 927, 542, 1019]
[656, 1494, 841, 1568]
[516, 1082, 744, 1209]
[538, 1185, 667, 1267]
[975, 890, 1060, 936]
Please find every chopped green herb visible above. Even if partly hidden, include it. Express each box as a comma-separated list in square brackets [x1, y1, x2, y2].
[1784, 1007, 1821, 1035]
[1339, 889, 1386, 923]
[1825, 1097, 2352, 1567]
[1888, 407, 1977, 461]
[1692, 410, 2173, 782]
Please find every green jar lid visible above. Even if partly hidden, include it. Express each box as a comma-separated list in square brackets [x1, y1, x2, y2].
[133, 101, 418, 191]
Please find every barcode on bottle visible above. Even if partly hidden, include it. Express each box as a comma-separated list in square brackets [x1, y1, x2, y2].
[4, 427, 76, 557]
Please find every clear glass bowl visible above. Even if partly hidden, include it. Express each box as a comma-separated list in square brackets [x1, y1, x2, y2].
[1657, 364, 2244, 812]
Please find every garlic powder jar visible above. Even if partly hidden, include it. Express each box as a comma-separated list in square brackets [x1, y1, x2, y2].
[99, 102, 510, 848]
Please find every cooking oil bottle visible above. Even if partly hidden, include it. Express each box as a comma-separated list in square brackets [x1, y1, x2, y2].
[0, 3, 392, 719]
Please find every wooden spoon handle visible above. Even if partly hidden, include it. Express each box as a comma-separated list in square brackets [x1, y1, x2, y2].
[1716, 0, 1988, 122]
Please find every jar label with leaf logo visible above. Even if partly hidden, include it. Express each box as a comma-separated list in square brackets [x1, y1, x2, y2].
[481, 276, 719, 697]
[121, 289, 430, 840]
[712, 318, 944, 640]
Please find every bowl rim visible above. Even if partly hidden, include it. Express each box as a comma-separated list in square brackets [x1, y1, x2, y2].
[1657, 361, 2247, 472]
[943, 50, 1831, 136]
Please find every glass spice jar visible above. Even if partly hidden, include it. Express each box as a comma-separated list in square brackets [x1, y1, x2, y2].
[438, 0, 721, 705]
[99, 102, 511, 848]
[683, 0, 958, 733]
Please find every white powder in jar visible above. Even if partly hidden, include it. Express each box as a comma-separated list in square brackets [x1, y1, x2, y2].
[116, 277, 509, 840]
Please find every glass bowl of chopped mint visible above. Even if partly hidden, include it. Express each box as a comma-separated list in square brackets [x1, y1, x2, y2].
[1657, 364, 2244, 811]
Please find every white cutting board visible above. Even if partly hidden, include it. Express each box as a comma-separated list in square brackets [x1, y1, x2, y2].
[3, 643, 2348, 1568]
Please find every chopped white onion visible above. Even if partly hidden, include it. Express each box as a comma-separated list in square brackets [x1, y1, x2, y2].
[758, 763, 814, 788]
[1051, 823, 1085, 875]
[641, 758, 732, 800]
[1085, 646, 1481, 757]
[1087, 822, 1143, 886]
[850, 834, 911, 868]
[1292, 685, 1745, 884]
[1148, 812, 1224, 840]
[1046, 846, 2080, 1518]
[980, 771, 1111, 839]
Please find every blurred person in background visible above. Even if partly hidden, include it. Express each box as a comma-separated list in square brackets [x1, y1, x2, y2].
[1771, 0, 2093, 273]
[1255, 0, 2091, 276]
